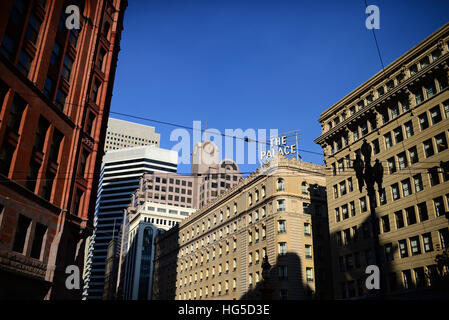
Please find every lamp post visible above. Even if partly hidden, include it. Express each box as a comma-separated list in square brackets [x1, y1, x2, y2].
[353, 139, 384, 297]
[261, 255, 273, 300]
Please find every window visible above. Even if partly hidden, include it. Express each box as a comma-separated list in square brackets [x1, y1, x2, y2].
[413, 174, 423, 192]
[434, 196, 445, 217]
[422, 233, 433, 252]
[278, 242, 287, 255]
[387, 157, 396, 174]
[428, 167, 440, 186]
[405, 206, 417, 225]
[390, 104, 399, 119]
[360, 197, 367, 212]
[395, 211, 404, 229]
[333, 185, 338, 199]
[430, 106, 442, 125]
[384, 243, 394, 262]
[419, 112, 429, 130]
[306, 268, 313, 282]
[418, 202, 429, 221]
[278, 220, 286, 234]
[439, 228, 449, 249]
[401, 178, 412, 197]
[350, 201, 356, 216]
[425, 81, 436, 99]
[423, 139, 434, 157]
[391, 183, 400, 200]
[410, 236, 421, 256]
[393, 127, 403, 144]
[403, 270, 413, 289]
[408, 146, 418, 164]
[277, 178, 285, 191]
[398, 152, 408, 170]
[303, 202, 310, 214]
[399, 239, 408, 258]
[91, 79, 102, 104]
[339, 181, 347, 196]
[301, 182, 308, 194]
[30, 223, 47, 260]
[13, 215, 32, 254]
[347, 178, 353, 193]
[17, 51, 33, 76]
[335, 208, 340, 222]
[8, 94, 27, 134]
[278, 265, 288, 280]
[415, 88, 424, 104]
[304, 223, 311, 236]
[381, 215, 390, 233]
[360, 122, 368, 136]
[353, 128, 359, 141]
[370, 139, 379, 155]
[49, 129, 63, 163]
[435, 133, 448, 152]
[277, 199, 285, 212]
[61, 54, 74, 82]
[34, 117, 50, 152]
[404, 121, 414, 138]
[305, 245, 312, 259]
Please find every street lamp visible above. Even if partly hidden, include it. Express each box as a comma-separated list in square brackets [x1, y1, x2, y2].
[353, 139, 384, 296]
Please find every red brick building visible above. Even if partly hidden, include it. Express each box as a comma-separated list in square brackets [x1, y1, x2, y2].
[0, 0, 127, 299]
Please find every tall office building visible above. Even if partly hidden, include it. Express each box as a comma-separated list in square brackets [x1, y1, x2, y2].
[0, 0, 127, 299]
[191, 140, 242, 208]
[83, 145, 178, 299]
[104, 117, 160, 151]
[120, 202, 196, 300]
[314, 23, 449, 299]
[152, 157, 333, 300]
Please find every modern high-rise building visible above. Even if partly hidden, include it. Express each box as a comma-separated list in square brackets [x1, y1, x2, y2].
[0, 0, 127, 299]
[314, 23, 449, 299]
[119, 202, 195, 300]
[83, 145, 178, 299]
[152, 157, 333, 300]
[104, 117, 160, 151]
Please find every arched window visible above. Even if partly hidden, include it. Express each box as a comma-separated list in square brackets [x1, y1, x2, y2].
[277, 178, 285, 191]
[302, 182, 308, 194]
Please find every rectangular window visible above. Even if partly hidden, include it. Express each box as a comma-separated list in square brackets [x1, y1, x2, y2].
[277, 199, 285, 212]
[278, 242, 287, 255]
[381, 215, 390, 233]
[13, 215, 32, 254]
[398, 152, 408, 170]
[379, 188, 387, 205]
[404, 121, 414, 138]
[423, 233, 433, 253]
[401, 178, 412, 197]
[342, 204, 349, 220]
[25, 13, 42, 44]
[393, 127, 403, 144]
[403, 270, 412, 289]
[17, 50, 33, 76]
[360, 197, 367, 212]
[413, 174, 423, 193]
[439, 228, 449, 249]
[430, 106, 442, 125]
[30, 223, 47, 259]
[388, 157, 396, 174]
[384, 132, 392, 148]
[418, 202, 429, 221]
[405, 206, 417, 225]
[391, 183, 400, 200]
[348, 178, 353, 192]
[425, 82, 436, 99]
[408, 146, 419, 164]
[372, 139, 380, 154]
[410, 236, 421, 255]
[390, 104, 399, 119]
[339, 181, 347, 196]
[434, 196, 445, 217]
[335, 208, 340, 222]
[61, 54, 74, 82]
[26, 159, 40, 192]
[305, 245, 312, 259]
[278, 220, 286, 234]
[399, 239, 408, 258]
[8, 94, 27, 134]
[419, 112, 429, 130]
[435, 133, 448, 152]
[385, 243, 394, 262]
[423, 139, 434, 157]
[306, 268, 313, 282]
[42, 170, 55, 201]
[395, 211, 404, 229]
[428, 167, 440, 186]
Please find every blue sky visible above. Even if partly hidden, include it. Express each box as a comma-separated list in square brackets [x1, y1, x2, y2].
[110, 0, 449, 175]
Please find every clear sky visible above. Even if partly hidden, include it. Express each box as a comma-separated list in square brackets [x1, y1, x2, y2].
[110, 0, 449, 175]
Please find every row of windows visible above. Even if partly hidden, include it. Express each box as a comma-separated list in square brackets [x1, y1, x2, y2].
[326, 43, 447, 133]
[178, 278, 238, 300]
[142, 217, 179, 227]
[329, 83, 448, 156]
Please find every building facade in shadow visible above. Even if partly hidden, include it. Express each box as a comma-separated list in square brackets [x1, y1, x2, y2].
[153, 156, 332, 300]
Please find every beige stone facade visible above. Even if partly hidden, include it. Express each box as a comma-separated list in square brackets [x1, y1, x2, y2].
[314, 23, 449, 299]
[152, 157, 332, 300]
